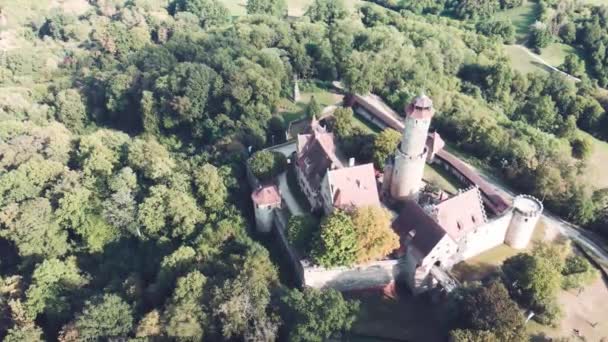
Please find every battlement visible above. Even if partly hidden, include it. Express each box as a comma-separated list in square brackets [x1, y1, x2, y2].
[512, 195, 543, 218]
[395, 146, 428, 161]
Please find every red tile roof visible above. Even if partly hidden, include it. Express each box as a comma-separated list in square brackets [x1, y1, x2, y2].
[429, 132, 445, 156]
[392, 200, 446, 257]
[296, 130, 344, 190]
[433, 187, 487, 241]
[434, 150, 510, 215]
[251, 185, 281, 206]
[328, 163, 380, 210]
[405, 95, 434, 120]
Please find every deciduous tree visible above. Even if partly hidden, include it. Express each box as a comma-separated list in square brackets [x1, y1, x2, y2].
[311, 210, 358, 267]
[246, 0, 286, 16]
[450, 282, 526, 341]
[279, 288, 359, 342]
[351, 206, 400, 263]
[373, 128, 400, 168]
[71, 294, 133, 341]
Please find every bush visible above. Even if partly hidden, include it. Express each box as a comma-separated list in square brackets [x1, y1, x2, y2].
[286, 215, 320, 255]
[248, 150, 287, 182]
[570, 136, 592, 160]
[561, 254, 598, 290]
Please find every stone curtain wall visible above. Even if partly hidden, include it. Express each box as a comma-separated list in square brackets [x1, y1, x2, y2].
[459, 211, 513, 261]
[272, 210, 305, 285]
[302, 259, 404, 291]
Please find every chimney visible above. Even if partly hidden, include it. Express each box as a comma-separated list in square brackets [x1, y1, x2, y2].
[348, 157, 355, 167]
[405, 229, 416, 245]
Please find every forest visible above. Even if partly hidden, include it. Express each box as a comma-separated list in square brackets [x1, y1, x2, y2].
[1, 0, 608, 340]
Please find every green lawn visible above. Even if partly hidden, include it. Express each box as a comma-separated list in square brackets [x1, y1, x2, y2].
[278, 88, 343, 125]
[579, 130, 608, 190]
[452, 221, 546, 283]
[424, 163, 462, 194]
[579, 0, 608, 4]
[504, 44, 550, 75]
[494, 1, 540, 42]
[538, 43, 577, 67]
[352, 114, 382, 134]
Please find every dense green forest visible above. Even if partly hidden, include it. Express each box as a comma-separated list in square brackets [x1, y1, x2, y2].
[1, 0, 608, 340]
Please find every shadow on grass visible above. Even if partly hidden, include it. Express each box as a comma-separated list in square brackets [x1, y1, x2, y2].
[451, 261, 501, 283]
[344, 287, 447, 342]
[531, 60, 558, 73]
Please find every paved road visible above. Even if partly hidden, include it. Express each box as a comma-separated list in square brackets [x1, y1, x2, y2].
[465, 159, 608, 267]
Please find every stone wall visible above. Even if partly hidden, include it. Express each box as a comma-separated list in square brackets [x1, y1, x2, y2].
[272, 210, 305, 285]
[302, 259, 404, 291]
[459, 211, 513, 261]
[271, 209, 403, 291]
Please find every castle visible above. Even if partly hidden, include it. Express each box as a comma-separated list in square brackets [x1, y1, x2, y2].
[252, 94, 543, 294]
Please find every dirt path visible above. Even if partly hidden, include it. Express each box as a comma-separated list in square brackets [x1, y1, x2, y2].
[510, 44, 581, 82]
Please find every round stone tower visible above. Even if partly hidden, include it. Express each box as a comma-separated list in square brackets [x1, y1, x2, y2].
[251, 185, 282, 233]
[390, 95, 435, 201]
[505, 195, 543, 249]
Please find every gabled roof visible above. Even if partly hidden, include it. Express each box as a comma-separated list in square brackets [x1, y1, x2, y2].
[296, 129, 343, 191]
[328, 163, 380, 210]
[251, 185, 281, 206]
[392, 200, 446, 257]
[433, 187, 487, 241]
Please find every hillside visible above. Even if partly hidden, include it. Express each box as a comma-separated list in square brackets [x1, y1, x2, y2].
[1, 0, 607, 341]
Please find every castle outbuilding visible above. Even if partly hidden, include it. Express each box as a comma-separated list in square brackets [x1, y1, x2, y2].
[295, 117, 380, 213]
[251, 184, 282, 233]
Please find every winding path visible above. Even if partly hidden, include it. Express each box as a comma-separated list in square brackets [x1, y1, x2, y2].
[509, 44, 581, 82]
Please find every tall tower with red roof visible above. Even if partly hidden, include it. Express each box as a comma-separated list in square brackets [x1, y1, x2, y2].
[390, 95, 435, 200]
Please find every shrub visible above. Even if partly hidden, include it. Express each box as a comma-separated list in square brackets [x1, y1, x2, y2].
[570, 136, 592, 160]
[249, 150, 287, 182]
[286, 214, 320, 255]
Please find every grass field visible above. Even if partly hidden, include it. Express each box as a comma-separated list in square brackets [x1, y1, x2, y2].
[452, 221, 547, 283]
[504, 45, 551, 74]
[424, 163, 462, 194]
[278, 88, 343, 125]
[579, 130, 608, 190]
[538, 43, 577, 67]
[494, 1, 540, 42]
